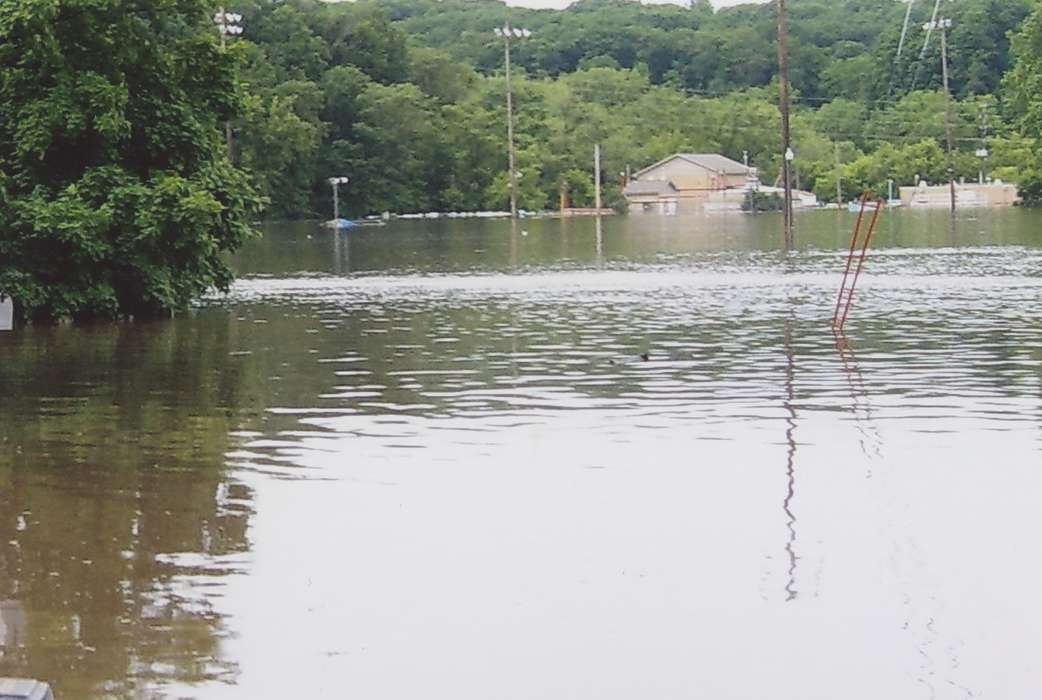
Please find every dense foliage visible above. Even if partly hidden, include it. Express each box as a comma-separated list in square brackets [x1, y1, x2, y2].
[230, 0, 1041, 220]
[4, 0, 1042, 322]
[0, 0, 263, 321]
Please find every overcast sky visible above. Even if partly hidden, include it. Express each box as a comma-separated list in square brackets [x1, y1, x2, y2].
[506, 0, 771, 8]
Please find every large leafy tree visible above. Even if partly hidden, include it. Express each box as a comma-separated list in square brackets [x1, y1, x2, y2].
[0, 0, 263, 322]
[1007, 0, 1042, 143]
[1005, 0, 1042, 205]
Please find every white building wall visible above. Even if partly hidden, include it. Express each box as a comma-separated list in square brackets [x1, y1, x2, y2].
[0, 297, 12, 331]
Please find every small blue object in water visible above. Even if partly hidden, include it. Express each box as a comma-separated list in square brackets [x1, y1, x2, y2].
[326, 218, 356, 230]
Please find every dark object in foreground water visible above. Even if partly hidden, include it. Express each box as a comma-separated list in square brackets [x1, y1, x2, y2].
[640, 352, 650, 361]
[0, 679, 54, 700]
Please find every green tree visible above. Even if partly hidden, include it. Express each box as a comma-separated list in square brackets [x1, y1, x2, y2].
[237, 91, 322, 218]
[347, 83, 450, 214]
[1006, 0, 1042, 147]
[559, 169, 595, 208]
[839, 140, 948, 200]
[248, 4, 330, 82]
[409, 47, 479, 104]
[0, 0, 263, 322]
[320, 4, 410, 85]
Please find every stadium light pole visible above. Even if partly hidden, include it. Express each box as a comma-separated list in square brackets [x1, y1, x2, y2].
[214, 9, 244, 162]
[494, 24, 533, 219]
[329, 176, 350, 223]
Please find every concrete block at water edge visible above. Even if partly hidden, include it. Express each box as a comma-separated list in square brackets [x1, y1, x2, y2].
[0, 296, 12, 331]
[0, 679, 54, 700]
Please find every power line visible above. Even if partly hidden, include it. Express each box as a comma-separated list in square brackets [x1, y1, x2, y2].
[895, 0, 916, 61]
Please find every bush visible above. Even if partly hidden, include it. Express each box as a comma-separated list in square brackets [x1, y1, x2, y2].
[1017, 173, 1042, 207]
[742, 190, 784, 213]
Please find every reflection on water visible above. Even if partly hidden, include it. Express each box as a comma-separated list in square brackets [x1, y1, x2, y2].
[0, 321, 264, 698]
[2, 209, 1042, 699]
[783, 311, 798, 603]
[0, 600, 26, 649]
[835, 330, 883, 465]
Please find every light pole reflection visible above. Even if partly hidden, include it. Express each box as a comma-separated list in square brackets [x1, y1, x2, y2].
[595, 216, 604, 265]
[332, 229, 350, 276]
[509, 218, 519, 270]
[834, 328, 882, 466]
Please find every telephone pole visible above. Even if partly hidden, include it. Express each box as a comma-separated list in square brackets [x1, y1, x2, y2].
[777, 0, 795, 249]
[835, 143, 843, 207]
[926, 17, 956, 215]
[976, 101, 991, 185]
[594, 143, 602, 212]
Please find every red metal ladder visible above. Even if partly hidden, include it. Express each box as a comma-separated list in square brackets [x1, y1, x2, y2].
[832, 194, 884, 330]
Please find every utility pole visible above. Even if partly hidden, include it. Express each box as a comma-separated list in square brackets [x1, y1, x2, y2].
[941, 19, 955, 216]
[594, 143, 602, 212]
[835, 143, 843, 206]
[926, 17, 956, 215]
[494, 25, 533, 219]
[776, 0, 795, 249]
[976, 101, 991, 185]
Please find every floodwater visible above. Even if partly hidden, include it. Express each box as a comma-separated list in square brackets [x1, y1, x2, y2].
[2, 209, 1041, 699]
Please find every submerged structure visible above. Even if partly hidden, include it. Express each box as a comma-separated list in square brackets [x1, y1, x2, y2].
[623, 153, 817, 214]
[899, 181, 1021, 208]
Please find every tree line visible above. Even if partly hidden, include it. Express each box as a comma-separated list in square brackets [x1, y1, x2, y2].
[234, 0, 1040, 219]
[2, 0, 1042, 319]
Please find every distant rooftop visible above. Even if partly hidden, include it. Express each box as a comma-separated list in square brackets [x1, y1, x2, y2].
[634, 153, 750, 179]
[673, 153, 750, 175]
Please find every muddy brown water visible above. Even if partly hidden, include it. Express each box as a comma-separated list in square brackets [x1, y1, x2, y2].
[2, 209, 1041, 699]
